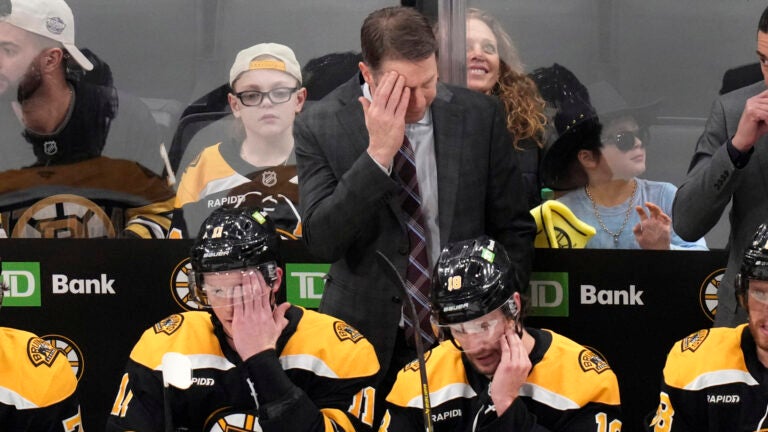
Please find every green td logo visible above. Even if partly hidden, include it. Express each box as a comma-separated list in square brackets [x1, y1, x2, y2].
[285, 263, 330, 309]
[1, 262, 41, 307]
[528, 272, 568, 317]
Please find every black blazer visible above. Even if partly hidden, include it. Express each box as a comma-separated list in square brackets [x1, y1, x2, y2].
[294, 74, 536, 369]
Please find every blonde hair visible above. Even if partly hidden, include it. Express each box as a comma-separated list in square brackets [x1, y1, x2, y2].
[467, 8, 547, 149]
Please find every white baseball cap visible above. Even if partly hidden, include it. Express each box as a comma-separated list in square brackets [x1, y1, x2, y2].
[229, 43, 301, 87]
[0, 0, 93, 71]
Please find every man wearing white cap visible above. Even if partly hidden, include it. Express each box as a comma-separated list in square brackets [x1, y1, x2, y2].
[170, 42, 307, 240]
[0, 0, 176, 238]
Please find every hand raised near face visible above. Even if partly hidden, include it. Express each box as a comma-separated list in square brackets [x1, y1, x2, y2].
[359, 71, 411, 168]
[732, 89, 768, 152]
[230, 270, 290, 360]
[489, 323, 531, 416]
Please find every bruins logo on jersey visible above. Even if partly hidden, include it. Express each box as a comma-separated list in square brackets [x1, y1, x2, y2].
[578, 348, 610, 374]
[403, 350, 432, 372]
[154, 314, 184, 335]
[334, 321, 364, 343]
[13, 194, 116, 238]
[204, 408, 261, 432]
[681, 329, 709, 353]
[28, 337, 60, 367]
[43, 334, 85, 380]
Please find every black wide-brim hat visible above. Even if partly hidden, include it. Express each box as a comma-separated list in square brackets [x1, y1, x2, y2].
[540, 118, 602, 191]
[587, 81, 661, 127]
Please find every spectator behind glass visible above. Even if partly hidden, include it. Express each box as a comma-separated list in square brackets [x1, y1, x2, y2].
[0, 263, 83, 430]
[465, 8, 550, 209]
[170, 43, 306, 239]
[0, 0, 174, 238]
[673, 5, 768, 327]
[539, 67, 706, 250]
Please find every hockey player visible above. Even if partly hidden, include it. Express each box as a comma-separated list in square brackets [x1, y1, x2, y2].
[648, 222, 768, 431]
[0, 261, 83, 430]
[379, 235, 623, 431]
[106, 206, 380, 431]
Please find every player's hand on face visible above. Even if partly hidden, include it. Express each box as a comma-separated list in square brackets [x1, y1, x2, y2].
[231, 270, 290, 360]
[633, 202, 671, 250]
[359, 71, 411, 167]
[490, 322, 531, 416]
[732, 89, 768, 151]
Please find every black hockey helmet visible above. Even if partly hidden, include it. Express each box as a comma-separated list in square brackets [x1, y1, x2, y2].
[189, 206, 281, 307]
[737, 222, 768, 298]
[431, 235, 520, 325]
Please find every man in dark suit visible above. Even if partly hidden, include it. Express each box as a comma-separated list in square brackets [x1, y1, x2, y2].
[673, 5, 768, 327]
[294, 5, 535, 407]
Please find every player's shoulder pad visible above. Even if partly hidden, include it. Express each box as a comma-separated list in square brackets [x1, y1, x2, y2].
[129, 312, 223, 368]
[281, 309, 379, 379]
[0, 327, 77, 408]
[526, 330, 620, 407]
[663, 325, 748, 389]
[387, 341, 475, 409]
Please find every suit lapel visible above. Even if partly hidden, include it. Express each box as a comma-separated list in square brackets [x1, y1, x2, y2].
[432, 84, 463, 243]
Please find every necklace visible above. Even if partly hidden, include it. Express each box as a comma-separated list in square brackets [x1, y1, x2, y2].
[585, 179, 637, 245]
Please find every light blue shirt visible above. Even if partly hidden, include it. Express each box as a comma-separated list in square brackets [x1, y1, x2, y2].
[557, 178, 708, 250]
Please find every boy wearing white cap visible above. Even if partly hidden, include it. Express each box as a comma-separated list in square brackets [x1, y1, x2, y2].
[170, 42, 307, 240]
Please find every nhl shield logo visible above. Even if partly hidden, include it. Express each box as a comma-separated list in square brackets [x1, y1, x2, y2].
[43, 140, 58, 155]
[262, 170, 277, 187]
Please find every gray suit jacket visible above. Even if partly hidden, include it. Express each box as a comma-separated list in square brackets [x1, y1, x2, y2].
[673, 81, 768, 326]
[294, 75, 536, 369]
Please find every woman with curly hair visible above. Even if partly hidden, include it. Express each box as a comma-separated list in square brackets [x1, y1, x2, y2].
[466, 8, 550, 208]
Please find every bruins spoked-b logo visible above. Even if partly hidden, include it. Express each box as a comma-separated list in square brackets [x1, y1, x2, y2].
[578, 348, 610, 374]
[13, 194, 116, 238]
[699, 268, 725, 322]
[170, 258, 204, 311]
[204, 409, 261, 432]
[42, 334, 84, 381]
[681, 329, 709, 353]
[154, 314, 184, 335]
[334, 321, 364, 343]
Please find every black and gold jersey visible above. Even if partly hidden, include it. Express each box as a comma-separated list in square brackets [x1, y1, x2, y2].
[0, 156, 174, 239]
[170, 140, 301, 239]
[0, 327, 82, 431]
[648, 324, 768, 431]
[106, 307, 380, 432]
[380, 328, 622, 431]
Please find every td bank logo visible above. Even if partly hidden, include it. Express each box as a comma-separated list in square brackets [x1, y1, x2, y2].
[529, 272, 568, 317]
[285, 263, 330, 309]
[1, 262, 41, 307]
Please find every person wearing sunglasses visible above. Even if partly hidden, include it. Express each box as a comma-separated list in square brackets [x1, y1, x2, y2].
[379, 235, 622, 431]
[107, 206, 379, 431]
[543, 79, 707, 250]
[648, 222, 768, 431]
[170, 43, 307, 240]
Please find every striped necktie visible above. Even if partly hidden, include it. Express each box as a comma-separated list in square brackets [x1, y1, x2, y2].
[393, 135, 436, 346]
